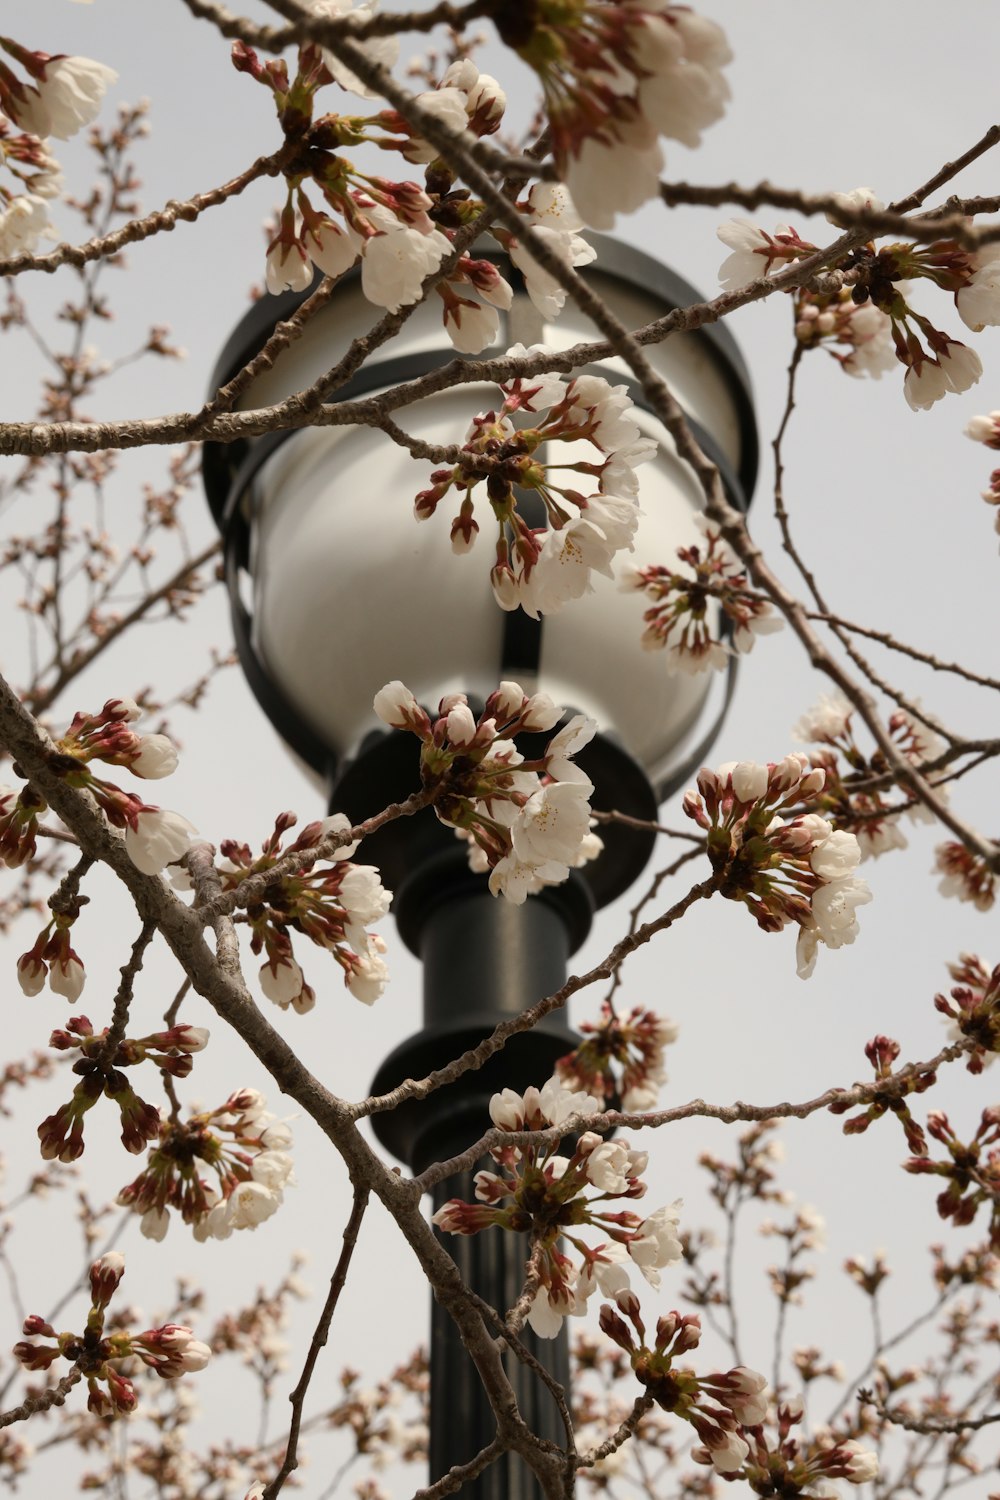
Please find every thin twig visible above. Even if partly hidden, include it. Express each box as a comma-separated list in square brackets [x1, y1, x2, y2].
[96, 922, 157, 1069]
[265, 1184, 370, 1498]
[0, 155, 283, 278]
[859, 1391, 1000, 1435]
[358, 877, 717, 1126]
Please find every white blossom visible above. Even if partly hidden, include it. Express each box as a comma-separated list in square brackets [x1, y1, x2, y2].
[226, 1180, 282, 1230]
[48, 955, 85, 1002]
[139, 1208, 170, 1242]
[793, 693, 853, 744]
[347, 943, 389, 1004]
[361, 225, 452, 312]
[310, 0, 399, 99]
[304, 214, 363, 278]
[627, 1200, 683, 1285]
[0, 194, 51, 259]
[124, 808, 197, 875]
[957, 247, 1000, 331]
[130, 734, 179, 779]
[265, 238, 313, 296]
[22, 55, 117, 140]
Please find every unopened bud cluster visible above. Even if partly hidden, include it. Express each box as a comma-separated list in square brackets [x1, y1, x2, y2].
[117, 1088, 293, 1241]
[13, 1252, 209, 1418]
[828, 1034, 933, 1157]
[218, 811, 391, 1009]
[433, 1076, 683, 1337]
[36, 1014, 208, 1162]
[555, 999, 678, 1112]
[599, 1291, 769, 1474]
[683, 754, 871, 977]
[735, 1393, 879, 1493]
[374, 679, 602, 903]
[905, 1106, 1000, 1250]
[415, 358, 652, 616]
[622, 515, 780, 674]
[936, 952, 1000, 1072]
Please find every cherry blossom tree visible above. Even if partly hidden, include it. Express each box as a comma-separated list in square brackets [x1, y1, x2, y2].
[0, 4, 998, 1499]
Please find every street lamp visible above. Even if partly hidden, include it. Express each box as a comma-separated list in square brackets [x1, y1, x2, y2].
[202, 237, 757, 1497]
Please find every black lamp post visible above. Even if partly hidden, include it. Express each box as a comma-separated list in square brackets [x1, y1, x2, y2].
[202, 237, 757, 1496]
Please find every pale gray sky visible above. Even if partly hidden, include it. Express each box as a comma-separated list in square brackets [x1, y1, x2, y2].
[1, 2, 999, 1495]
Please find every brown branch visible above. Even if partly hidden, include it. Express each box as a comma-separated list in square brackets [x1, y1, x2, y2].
[892, 124, 1000, 213]
[804, 609, 1000, 694]
[465, 1288, 575, 1453]
[182, 0, 496, 49]
[590, 808, 705, 843]
[659, 176, 1000, 250]
[415, 1039, 972, 1195]
[192, 786, 437, 924]
[0, 1368, 82, 1429]
[202, 276, 342, 418]
[575, 1395, 653, 1470]
[266, 1184, 371, 1498]
[96, 921, 157, 1069]
[859, 1390, 1000, 1435]
[0, 155, 283, 278]
[505, 1241, 544, 1338]
[410, 1436, 507, 1500]
[356, 876, 717, 1127]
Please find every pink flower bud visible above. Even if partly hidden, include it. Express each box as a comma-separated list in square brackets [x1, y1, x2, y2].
[89, 1251, 126, 1310]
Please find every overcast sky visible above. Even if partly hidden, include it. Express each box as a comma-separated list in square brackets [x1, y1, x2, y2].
[2, 2, 1000, 1495]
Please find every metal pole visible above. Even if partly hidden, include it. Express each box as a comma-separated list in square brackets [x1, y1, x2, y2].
[369, 854, 592, 1498]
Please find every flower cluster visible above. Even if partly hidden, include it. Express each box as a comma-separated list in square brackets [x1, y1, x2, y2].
[13, 1252, 210, 1418]
[622, 516, 781, 673]
[904, 1107, 1000, 1250]
[598, 1292, 769, 1474]
[683, 754, 872, 977]
[504, 3, 731, 228]
[36, 1015, 208, 1162]
[793, 691, 946, 859]
[793, 284, 896, 378]
[117, 1088, 293, 1241]
[828, 1034, 933, 1157]
[965, 408, 1000, 545]
[733, 1394, 878, 1493]
[934, 837, 997, 912]
[433, 1076, 683, 1337]
[683, 756, 869, 978]
[415, 354, 652, 614]
[555, 999, 678, 1111]
[0, 33, 116, 257]
[236, 28, 530, 350]
[374, 680, 602, 902]
[718, 209, 996, 408]
[217, 811, 391, 1008]
[43, 696, 196, 875]
[935, 952, 1000, 1073]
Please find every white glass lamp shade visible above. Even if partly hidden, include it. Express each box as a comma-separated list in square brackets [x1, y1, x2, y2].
[207, 237, 756, 796]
